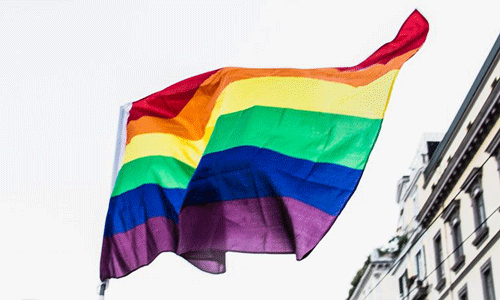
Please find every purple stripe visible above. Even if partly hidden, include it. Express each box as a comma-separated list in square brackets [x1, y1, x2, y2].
[100, 216, 178, 280]
[180, 251, 226, 274]
[178, 197, 336, 273]
[101, 197, 337, 278]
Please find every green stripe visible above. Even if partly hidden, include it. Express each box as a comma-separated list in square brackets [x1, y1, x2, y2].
[112, 156, 195, 197]
[205, 106, 382, 170]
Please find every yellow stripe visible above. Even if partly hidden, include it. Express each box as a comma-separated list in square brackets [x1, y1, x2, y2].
[126, 69, 400, 144]
[123, 128, 213, 168]
[213, 69, 399, 121]
[124, 69, 399, 166]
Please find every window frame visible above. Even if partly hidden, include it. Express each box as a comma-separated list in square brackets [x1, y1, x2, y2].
[433, 231, 446, 291]
[462, 168, 489, 247]
[458, 284, 468, 300]
[411, 187, 418, 218]
[471, 181, 487, 229]
[399, 270, 409, 300]
[481, 259, 496, 300]
[451, 217, 464, 258]
[415, 248, 426, 281]
[442, 200, 465, 272]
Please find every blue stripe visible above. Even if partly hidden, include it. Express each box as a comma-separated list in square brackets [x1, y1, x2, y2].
[103, 185, 184, 237]
[104, 146, 364, 237]
[183, 146, 363, 216]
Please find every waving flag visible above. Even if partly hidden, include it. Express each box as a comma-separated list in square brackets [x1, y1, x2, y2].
[100, 10, 429, 280]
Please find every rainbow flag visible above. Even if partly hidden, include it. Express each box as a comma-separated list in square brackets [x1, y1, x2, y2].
[100, 10, 428, 280]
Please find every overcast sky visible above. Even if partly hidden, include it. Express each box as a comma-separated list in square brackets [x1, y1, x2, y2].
[1, 1, 499, 300]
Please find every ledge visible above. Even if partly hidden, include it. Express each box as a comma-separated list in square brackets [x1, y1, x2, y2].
[412, 286, 428, 300]
[451, 254, 465, 273]
[435, 277, 446, 292]
[472, 226, 489, 247]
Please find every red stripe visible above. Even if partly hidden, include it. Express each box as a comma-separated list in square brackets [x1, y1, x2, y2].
[339, 10, 429, 71]
[127, 69, 221, 123]
[126, 11, 427, 125]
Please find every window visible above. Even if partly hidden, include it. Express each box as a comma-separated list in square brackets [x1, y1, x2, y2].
[451, 217, 464, 257]
[434, 232, 446, 291]
[481, 260, 496, 300]
[494, 144, 500, 171]
[458, 285, 468, 300]
[415, 249, 426, 280]
[399, 270, 409, 300]
[442, 200, 465, 272]
[463, 168, 489, 247]
[412, 189, 419, 218]
[471, 181, 487, 229]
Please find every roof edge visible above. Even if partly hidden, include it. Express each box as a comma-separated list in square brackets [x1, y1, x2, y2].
[423, 34, 500, 186]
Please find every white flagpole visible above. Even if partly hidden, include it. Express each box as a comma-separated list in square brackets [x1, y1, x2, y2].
[99, 103, 132, 299]
[110, 103, 132, 189]
[98, 280, 109, 300]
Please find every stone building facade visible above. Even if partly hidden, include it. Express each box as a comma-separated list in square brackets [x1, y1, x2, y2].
[348, 34, 500, 300]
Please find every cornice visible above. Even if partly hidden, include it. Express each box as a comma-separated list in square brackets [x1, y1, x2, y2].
[460, 167, 482, 192]
[485, 125, 500, 154]
[441, 199, 460, 222]
[417, 81, 500, 227]
[424, 35, 500, 185]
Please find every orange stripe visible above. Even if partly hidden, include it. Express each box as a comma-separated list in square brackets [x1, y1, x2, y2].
[126, 49, 419, 144]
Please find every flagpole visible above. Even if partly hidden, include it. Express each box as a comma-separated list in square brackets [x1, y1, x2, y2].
[110, 104, 131, 189]
[99, 103, 131, 299]
[99, 280, 109, 300]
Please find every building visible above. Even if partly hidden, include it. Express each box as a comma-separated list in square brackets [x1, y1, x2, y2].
[347, 134, 443, 300]
[347, 34, 500, 300]
[348, 250, 397, 300]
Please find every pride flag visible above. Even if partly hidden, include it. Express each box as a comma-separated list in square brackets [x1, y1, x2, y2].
[100, 10, 428, 280]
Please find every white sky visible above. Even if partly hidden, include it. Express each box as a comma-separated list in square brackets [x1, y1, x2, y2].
[1, 1, 499, 300]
